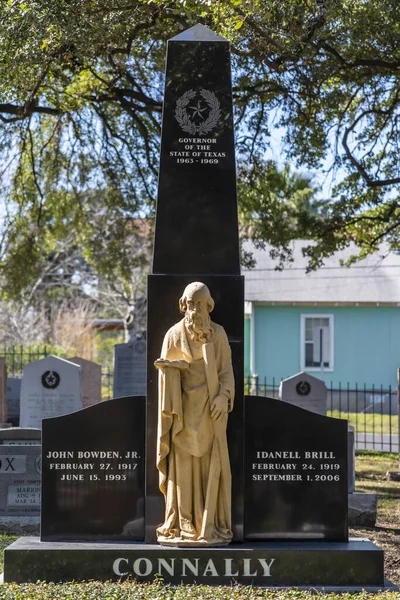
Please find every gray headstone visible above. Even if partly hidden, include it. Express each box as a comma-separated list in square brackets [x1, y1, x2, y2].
[69, 357, 102, 407]
[0, 428, 41, 523]
[279, 371, 327, 416]
[6, 378, 21, 425]
[348, 425, 355, 493]
[348, 492, 377, 527]
[19, 356, 82, 429]
[113, 336, 146, 398]
[0, 428, 41, 443]
[0, 358, 9, 425]
[0, 428, 41, 533]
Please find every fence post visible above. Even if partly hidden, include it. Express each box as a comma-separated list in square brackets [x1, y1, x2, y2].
[387, 370, 400, 479]
[398, 369, 400, 470]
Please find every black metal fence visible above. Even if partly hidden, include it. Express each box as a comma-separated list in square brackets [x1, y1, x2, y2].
[102, 368, 114, 401]
[1, 346, 398, 453]
[0, 346, 51, 376]
[245, 375, 399, 453]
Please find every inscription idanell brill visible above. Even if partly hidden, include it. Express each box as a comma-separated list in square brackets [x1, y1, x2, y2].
[252, 450, 341, 482]
[255, 451, 336, 459]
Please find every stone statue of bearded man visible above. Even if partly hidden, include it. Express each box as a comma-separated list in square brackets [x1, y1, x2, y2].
[154, 282, 234, 546]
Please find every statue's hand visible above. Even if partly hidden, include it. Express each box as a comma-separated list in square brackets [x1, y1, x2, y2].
[210, 394, 228, 421]
[154, 359, 189, 371]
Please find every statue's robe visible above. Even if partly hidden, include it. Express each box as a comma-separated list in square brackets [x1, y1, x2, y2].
[156, 318, 234, 544]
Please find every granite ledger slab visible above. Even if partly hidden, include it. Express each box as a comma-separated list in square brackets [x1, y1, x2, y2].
[4, 537, 386, 587]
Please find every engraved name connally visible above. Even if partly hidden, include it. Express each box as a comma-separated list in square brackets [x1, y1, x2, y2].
[113, 557, 275, 578]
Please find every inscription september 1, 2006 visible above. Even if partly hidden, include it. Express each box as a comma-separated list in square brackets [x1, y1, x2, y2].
[45, 450, 141, 482]
[252, 450, 341, 483]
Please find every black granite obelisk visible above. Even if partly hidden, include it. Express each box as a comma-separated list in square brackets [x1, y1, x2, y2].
[146, 24, 244, 542]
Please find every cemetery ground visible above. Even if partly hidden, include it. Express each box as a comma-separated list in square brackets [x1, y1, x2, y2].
[0, 452, 397, 599]
[329, 411, 398, 435]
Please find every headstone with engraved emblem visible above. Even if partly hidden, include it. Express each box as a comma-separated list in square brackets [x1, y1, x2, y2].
[113, 333, 146, 398]
[19, 356, 82, 429]
[279, 371, 327, 416]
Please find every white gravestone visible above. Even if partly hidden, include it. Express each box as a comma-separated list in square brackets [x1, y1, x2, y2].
[113, 335, 146, 398]
[6, 378, 21, 426]
[279, 371, 327, 416]
[20, 356, 82, 429]
[69, 357, 102, 407]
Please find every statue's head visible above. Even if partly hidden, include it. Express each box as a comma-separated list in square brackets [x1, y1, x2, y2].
[179, 282, 214, 343]
[179, 282, 214, 314]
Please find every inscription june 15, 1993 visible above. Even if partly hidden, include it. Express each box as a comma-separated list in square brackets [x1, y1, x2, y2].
[45, 450, 140, 482]
[252, 450, 342, 483]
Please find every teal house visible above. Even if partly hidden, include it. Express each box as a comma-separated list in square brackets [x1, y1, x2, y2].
[243, 241, 400, 390]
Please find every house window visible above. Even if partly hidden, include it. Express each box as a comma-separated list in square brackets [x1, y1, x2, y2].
[301, 314, 334, 371]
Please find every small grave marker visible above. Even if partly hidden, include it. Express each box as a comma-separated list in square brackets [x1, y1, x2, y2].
[113, 334, 146, 397]
[69, 357, 102, 407]
[6, 378, 21, 427]
[279, 371, 327, 415]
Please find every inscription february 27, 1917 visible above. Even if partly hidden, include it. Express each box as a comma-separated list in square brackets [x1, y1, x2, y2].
[45, 449, 140, 482]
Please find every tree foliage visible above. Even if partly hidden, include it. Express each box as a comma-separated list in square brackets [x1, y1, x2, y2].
[0, 0, 399, 299]
[238, 160, 325, 268]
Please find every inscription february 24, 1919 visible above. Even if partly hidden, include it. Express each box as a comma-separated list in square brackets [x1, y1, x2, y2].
[252, 450, 341, 483]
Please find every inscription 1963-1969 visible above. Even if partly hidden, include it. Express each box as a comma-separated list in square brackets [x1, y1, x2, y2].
[170, 137, 226, 165]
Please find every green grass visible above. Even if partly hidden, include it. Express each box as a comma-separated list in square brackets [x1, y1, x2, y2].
[0, 581, 396, 600]
[328, 410, 398, 434]
[0, 535, 16, 572]
[0, 451, 398, 599]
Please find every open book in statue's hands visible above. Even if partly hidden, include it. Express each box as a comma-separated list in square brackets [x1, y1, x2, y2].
[154, 358, 190, 371]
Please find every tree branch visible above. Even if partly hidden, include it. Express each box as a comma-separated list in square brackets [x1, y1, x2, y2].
[0, 103, 62, 122]
[342, 105, 400, 187]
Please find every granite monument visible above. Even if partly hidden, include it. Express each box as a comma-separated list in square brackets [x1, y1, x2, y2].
[3, 24, 391, 590]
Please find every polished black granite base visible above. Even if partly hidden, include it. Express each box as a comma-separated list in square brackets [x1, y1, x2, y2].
[3, 537, 392, 589]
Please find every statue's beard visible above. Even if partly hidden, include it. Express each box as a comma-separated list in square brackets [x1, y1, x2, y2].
[185, 311, 213, 343]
